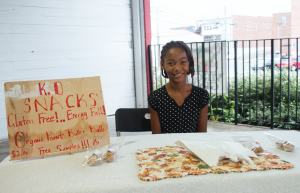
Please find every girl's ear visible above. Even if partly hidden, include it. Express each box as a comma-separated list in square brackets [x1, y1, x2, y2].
[160, 60, 165, 69]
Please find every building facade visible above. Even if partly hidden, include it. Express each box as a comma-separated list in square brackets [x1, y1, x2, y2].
[291, 0, 300, 56]
[195, 17, 232, 42]
[232, 15, 272, 48]
[196, 15, 273, 48]
[272, 12, 292, 53]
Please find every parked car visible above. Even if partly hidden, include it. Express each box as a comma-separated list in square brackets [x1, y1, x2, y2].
[291, 57, 300, 70]
[277, 57, 300, 71]
[265, 53, 282, 64]
[251, 59, 272, 71]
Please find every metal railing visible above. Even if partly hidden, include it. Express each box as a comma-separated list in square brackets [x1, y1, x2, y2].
[148, 38, 300, 130]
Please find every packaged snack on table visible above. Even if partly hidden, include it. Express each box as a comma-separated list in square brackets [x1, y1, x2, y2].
[232, 136, 268, 155]
[239, 141, 264, 155]
[275, 139, 288, 150]
[104, 138, 124, 162]
[82, 141, 108, 166]
[283, 142, 296, 152]
[265, 132, 298, 152]
[82, 137, 124, 166]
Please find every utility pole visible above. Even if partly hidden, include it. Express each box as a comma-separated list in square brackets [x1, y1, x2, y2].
[278, 23, 280, 51]
[156, 7, 159, 45]
[224, 6, 226, 41]
[202, 15, 204, 33]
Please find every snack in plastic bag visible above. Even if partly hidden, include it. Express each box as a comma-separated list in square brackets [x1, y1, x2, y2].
[82, 137, 124, 166]
[83, 141, 108, 166]
[175, 140, 257, 167]
[232, 136, 267, 155]
[275, 140, 287, 150]
[265, 132, 297, 152]
[240, 141, 264, 155]
[105, 151, 115, 162]
[283, 142, 296, 152]
[86, 150, 104, 166]
[104, 137, 124, 162]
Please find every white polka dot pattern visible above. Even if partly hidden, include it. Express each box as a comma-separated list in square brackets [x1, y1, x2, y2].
[148, 85, 209, 133]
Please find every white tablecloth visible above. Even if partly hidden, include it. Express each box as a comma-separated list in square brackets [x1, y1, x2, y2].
[0, 130, 299, 193]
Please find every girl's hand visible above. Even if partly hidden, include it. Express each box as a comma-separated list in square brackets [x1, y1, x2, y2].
[198, 104, 208, 132]
[149, 107, 162, 134]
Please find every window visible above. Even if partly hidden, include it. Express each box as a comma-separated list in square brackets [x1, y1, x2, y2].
[237, 38, 239, 45]
[237, 22, 239, 30]
[265, 25, 267, 31]
[246, 38, 249, 45]
[204, 26, 206, 30]
[255, 24, 257, 31]
[246, 23, 248, 30]
[281, 15, 286, 26]
[210, 26, 212, 30]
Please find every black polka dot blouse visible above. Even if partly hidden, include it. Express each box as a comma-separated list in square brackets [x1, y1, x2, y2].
[148, 85, 209, 133]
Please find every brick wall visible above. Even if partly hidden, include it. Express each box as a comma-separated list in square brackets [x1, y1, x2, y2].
[291, 0, 300, 56]
[231, 15, 272, 48]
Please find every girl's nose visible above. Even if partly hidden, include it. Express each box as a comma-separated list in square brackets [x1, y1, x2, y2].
[174, 63, 180, 71]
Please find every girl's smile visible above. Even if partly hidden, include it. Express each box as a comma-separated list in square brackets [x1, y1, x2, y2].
[173, 73, 184, 77]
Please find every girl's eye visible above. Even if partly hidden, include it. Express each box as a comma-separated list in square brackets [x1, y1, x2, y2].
[181, 61, 187, 64]
[168, 62, 174, 65]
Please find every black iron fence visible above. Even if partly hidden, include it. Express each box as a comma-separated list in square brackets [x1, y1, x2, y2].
[148, 38, 300, 130]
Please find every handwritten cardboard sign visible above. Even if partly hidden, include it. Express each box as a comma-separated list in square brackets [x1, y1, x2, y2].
[4, 76, 110, 161]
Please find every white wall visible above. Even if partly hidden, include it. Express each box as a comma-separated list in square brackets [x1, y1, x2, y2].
[0, 0, 136, 139]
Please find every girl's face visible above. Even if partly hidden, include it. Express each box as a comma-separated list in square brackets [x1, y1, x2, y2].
[161, 47, 189, 83]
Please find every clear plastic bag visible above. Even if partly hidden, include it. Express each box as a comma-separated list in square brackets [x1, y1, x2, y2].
[82, 137, 124, 166]
[104, 137, 124, 162]
[175, 140, 257, 166]
[82, 140, 108, 166]
[232, 136, 270, 156]
[264, 132, 299, 152]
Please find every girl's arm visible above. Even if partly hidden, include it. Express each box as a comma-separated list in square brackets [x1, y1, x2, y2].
[197, 104, 208, 132]
[149, 107, 162, 134]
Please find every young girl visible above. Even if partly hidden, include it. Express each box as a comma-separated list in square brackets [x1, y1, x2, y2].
[148, 41, 209, 134]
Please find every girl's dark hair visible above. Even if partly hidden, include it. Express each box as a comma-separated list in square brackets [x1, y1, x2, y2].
[160, 41, 195, 78]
